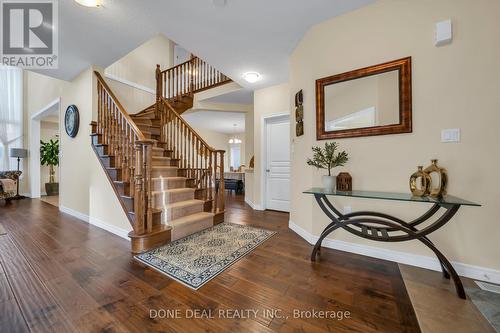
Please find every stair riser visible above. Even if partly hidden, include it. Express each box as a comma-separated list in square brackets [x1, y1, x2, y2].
[152, 158, 179, 167]
[107, 169, 122, 181]
[101, 156, 115, 168]
[121, 196, 133, 212]
[94, 145, 109, 156]
[152, 168, 178, 178]
[91, 134, 102, 145]
[133, 119, 160, 127]
[154, 150, 173, 158]
[171, 217, 213, 241]
[153, 191, 195, 206]
[152, 149, 164, 157]
[143, 133, 161, 140]
[162, 203, 204, 222]
[137, 125, 161, 136]
[135, 112, 157, 120]
[152, 179, 186, 191]
[115, 182, 130, 196]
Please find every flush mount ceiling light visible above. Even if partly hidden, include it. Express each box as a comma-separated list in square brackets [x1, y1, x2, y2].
[213, 0, 227, 7]
[75, 0, 102, 7]
[242, 72, 261, 83]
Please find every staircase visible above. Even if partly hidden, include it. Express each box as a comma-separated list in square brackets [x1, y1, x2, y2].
[90, 56, 231, 253]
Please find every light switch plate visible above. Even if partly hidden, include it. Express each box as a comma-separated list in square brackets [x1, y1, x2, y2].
[441, 128, 460, 143]
[435, 19, 453, 46]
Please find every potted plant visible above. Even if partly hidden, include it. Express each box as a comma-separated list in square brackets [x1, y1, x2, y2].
[306, 142, 349, 191]
[40, 139, 59, 196]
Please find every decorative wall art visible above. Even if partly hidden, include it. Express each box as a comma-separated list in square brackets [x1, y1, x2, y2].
[295, 90, 304, 137]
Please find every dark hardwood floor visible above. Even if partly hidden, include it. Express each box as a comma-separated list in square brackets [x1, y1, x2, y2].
[0, 195, 420, 333]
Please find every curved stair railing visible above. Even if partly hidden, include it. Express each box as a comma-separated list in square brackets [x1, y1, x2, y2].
[158, 97, 225, 215]
[156, 56, 232, 104]
[91, 55, 230, 252]
[94, 71, 155, 235]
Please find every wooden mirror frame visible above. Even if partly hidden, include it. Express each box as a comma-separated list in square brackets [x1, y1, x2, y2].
[316, 57, 412, 140]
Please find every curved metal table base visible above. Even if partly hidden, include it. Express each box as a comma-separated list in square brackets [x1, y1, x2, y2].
[311, 194, 465, 299]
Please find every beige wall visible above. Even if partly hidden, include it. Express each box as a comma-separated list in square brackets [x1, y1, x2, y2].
[23, 71, 67, 195]
[105, 34, 174, 90]
[58, 68, 94, 215]
[104, 34, 175, 114]
[289, 0, 500, 271]
[245, 109, 254, 166]
[105, 78, 155, 115]
[253, 83, 291, 208]
[22, 67, 131, 235]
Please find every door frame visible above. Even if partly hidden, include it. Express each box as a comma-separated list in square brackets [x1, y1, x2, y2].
[260, 112, 290, 211]
[29, 97, 61, 198]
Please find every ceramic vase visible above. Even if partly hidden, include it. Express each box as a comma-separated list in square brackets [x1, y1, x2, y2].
[322, 175, 336, 191]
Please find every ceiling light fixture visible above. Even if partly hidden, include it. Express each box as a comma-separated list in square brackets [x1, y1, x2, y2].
[74, 0, 102, 8]
[213, 0, 227, 7]
[243, 72, 261, 83]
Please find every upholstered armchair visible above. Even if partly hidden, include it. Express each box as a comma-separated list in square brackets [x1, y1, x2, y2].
[0, 171, 22, 200]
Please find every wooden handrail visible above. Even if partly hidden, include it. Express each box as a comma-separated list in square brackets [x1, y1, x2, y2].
[94, 71, 154, 235]
[157, 56, 231, 102]
[160, 97, 215, 151]
[160, 58, 193, 74]
[158, 97, 225, 213]
[94, 71, 147, 142]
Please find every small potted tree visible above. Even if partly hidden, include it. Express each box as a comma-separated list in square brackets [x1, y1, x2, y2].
[306, 142, 349, 191]
[40, 139, 59, 196]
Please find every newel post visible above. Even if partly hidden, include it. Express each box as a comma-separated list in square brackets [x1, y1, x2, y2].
[155, 64, 162, 117]
[134, 142, 145, 235]
[216, 150, 225, 212]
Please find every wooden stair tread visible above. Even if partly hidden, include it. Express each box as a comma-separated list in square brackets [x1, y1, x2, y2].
[152, 176, 187, 181]
[152, 188, 195, 194]
[152, 166, 178, 169]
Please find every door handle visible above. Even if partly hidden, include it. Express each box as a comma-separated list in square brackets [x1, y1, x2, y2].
[266, 169, 270, 172]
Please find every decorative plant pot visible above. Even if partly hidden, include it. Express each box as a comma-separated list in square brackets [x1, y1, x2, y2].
[45, 182, 59, 196]
[322, 175, 336, 191]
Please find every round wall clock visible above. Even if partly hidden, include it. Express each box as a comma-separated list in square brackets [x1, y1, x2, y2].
[64, 105, 80, 138]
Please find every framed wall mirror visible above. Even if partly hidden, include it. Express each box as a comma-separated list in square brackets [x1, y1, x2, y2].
[316, 57, 412, 139]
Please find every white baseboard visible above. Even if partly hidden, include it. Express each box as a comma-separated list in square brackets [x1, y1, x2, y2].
[289, 220, 500, 284]
[59, 205, 130, 241]
[89, 217, 131, 241]
[59, 205, 89, 222]
[244, 197, 264, 210]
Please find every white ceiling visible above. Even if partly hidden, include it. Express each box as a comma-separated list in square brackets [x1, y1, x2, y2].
[38, 0, 373, 88]
[182, 111, 245, 134]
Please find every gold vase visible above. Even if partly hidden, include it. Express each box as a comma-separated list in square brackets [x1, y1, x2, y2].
[424, 159, 448, 197]
[409, 166, 431, 197]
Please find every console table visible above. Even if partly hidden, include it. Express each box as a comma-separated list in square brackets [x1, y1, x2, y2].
[303, 188, 481, 299]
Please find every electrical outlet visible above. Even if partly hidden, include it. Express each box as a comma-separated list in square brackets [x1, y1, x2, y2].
[344, 206, 352, 214]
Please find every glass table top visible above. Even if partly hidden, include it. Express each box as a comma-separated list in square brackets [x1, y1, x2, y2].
[303, 188, 481, 207]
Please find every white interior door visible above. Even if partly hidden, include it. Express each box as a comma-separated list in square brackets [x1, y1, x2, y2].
[265, 115, 290, 212]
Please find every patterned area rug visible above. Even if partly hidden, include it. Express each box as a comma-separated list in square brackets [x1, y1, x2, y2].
[134, 223, 276, 289]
